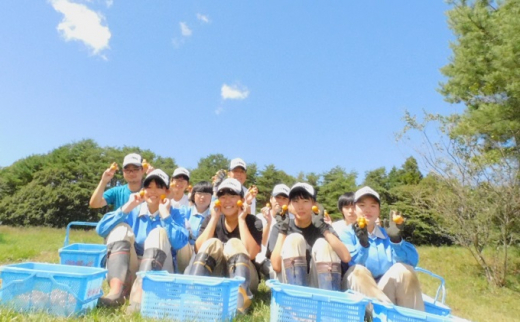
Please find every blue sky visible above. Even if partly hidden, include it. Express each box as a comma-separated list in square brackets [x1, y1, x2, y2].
[0, 1, 462, 181]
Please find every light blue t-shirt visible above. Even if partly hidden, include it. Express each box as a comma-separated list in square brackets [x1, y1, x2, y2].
[103, 185, 136, 210]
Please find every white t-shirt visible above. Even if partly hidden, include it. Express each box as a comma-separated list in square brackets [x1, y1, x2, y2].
[170, 194, 190, 209]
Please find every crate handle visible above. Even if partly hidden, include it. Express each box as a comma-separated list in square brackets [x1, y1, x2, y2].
[415, 266, 446, 304]
[0, 273, 37, 293]
[64, 221, 99, 247]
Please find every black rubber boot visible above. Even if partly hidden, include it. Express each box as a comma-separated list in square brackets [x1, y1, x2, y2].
[188, 252, 217, 276]
[126, 248, 167, 314]
[228, 253, 253, 314]
[283, 256, 307, 286]
[98, 241, 131, 307]
[139, 248, 167, 272]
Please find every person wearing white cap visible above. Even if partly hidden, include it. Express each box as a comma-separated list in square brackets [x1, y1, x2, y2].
[338, 186, 424, 311]
[254, 184, 291, 278]
[267, 182, 351, 291]
[168, 167, 191, 208]
[90, 153, 145, 210]
[95, 169, 190, 311]
[228, 158, 258, 214]
[186, 178, 263, 314]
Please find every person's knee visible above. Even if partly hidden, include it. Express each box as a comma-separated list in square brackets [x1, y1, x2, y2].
[312, 238, 340, 263]
[106, 223, 135, 244]
[388, 263, 417, 281]
[199, 238, 224, 259]
[281, 233, 306, 258]
[224, 238, 248, 259]
[143, 227, 169, 250]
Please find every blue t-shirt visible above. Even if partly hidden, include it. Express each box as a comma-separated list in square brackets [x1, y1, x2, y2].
[103, 185, 136, 210]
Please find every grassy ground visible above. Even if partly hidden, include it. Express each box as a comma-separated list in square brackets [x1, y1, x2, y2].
[0, 225, 518, 321]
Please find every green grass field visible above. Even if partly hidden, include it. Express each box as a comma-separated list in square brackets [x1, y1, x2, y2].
[0, 225, 518, 322]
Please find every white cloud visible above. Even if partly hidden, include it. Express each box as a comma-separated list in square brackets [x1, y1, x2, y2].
[221, 84, 250, 100]
[51, 0, 111, 56]
[105, 0, 113, 8]
[180, 22, 192, 37]
[196, 13, 210, 23]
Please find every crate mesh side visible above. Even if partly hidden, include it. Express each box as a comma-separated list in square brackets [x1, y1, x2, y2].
[270, 289, 366, 322]
[141, 277, 241, 322]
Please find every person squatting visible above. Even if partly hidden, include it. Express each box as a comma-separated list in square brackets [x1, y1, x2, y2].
[90, 154, 424, 314]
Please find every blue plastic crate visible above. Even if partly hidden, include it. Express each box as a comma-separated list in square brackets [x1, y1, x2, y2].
[59, 243, 107, 267]
[0, 262, 106, 317]
[372, 301, 453, 322]
[59, 221, 107, 268]
[266, 279, 369, 322]
[140, 272, 245, 322]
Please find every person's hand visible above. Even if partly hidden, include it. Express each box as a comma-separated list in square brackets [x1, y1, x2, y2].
[261, 204, 273, 224]
[212, 170, 228, 193]
[323, 210, 332, 225]
[122, 191, 144, 213]
[384, 210, 405, 243]
[238, 200, 250, 221]
[101, 166, 116, 183]
[211, 199, 222, 219]
[159, 195, 171, 219]
[145, 164, 155, 175]
[353, 220, 369, 248]
[275, 206, 290, 235]
[245, 185, 258, 204]
[311, 211, 330, 235]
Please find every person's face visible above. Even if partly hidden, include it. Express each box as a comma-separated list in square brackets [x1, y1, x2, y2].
[290, 196, 315, 221]
[228, 167, 247, 185]
[194, 191, 212, 211]
[218, 193, 242, 217]
[144, 181, 168, 207]
[123, 165, 144, 184]
[342, 205, 357, 225]
[170, 176, 189, 193]
[270, 195, 289, 212]
[355, 196, 380, 224]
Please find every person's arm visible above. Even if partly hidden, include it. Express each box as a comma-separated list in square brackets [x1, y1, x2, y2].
[89, 167, 116, 208]
[158, 199, 190, 250]
[260, 206, 273, 247]
[390, 239, 419, 266]
[270, 211, 290, 273]
[322, 230, 351, 263]
[195, 205, 220, 253]
[96, 192, 142, 237]
[238, 204, 261, 259]
[270, 232, 287, 273]
[344, 224, 370, 266]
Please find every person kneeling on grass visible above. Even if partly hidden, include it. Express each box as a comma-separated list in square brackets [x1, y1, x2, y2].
[95, 169, 190, 310]
[266, 183, 351, 290]
[185, 178, 263, 314]
[337, 186, 424, 310]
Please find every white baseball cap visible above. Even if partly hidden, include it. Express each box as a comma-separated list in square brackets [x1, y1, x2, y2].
[144, 169, 170, 188]
[229, 158, 247, 171]
[172, 167, 190, 180]
[272, 184, 290, 197]
[123, 153, 142, 168]
[354, 186, 380, 203]
[217, 178, 243, 196]
[289, 182, 316, 199]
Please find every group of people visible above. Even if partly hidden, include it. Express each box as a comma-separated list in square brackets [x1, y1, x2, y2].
[89, 153, 425, 314]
